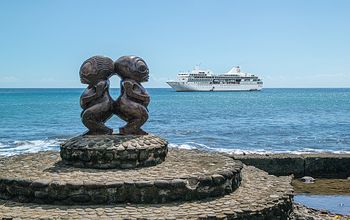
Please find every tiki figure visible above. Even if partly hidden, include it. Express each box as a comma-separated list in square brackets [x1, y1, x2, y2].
[79, 56, 114, 135]
[113, 56, 150, 135]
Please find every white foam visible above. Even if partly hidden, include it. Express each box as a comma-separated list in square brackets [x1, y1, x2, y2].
[168, 142, 209, 150]
[169, 142, 350, 155]
[1, 140, 349, 157]
[289, 148, 350, 155]
[0, 139, 62, 156]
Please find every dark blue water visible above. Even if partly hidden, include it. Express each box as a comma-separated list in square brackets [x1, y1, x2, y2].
[0, 88, 350, 156]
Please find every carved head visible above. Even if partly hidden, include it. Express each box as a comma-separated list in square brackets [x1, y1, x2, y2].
[79, 56, 114, 85]
[114, 56, 149, 82]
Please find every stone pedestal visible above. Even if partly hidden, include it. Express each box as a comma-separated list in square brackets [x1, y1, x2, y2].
[60, 134, 168, 169]
[0, 139, 297, 219]
[0, 162, 294, 219]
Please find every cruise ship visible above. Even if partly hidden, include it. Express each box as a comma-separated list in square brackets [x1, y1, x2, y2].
[166, 66, 263, 92]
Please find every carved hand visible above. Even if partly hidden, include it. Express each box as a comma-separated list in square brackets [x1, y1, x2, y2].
[123, 81, 150, 103]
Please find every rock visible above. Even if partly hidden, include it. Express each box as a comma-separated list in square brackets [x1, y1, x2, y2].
[70, 194, 91, 203]
[30, 180, 50, 188]
[34, 191, 48, 198]
[154, 180, 170, 188]
[301, 176, 315, 183]
[212, 174, 225, 185]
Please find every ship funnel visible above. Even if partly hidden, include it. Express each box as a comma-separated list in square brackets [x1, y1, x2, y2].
[227, 67, 238, 74]
[225, 66, 246, 76]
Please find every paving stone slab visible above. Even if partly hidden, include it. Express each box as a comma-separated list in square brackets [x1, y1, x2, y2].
[0, 166, 294, 219]
[0, 149, 242, 204]
[60, 134, 168, 169]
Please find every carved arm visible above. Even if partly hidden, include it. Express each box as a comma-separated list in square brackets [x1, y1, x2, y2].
[123, 81, 150, 103]
[80, 81, 108, 109]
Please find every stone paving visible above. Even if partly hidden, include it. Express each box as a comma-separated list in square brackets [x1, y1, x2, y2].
[0, 165, 294, 219]
[0, 149, 242, 204]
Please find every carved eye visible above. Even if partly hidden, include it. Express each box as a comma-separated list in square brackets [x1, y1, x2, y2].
[82, 62, 92, 76]
[136, 60, 147, 73]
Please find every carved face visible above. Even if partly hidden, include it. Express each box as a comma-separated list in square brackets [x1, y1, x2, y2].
[80, 62, 94, 84]
[79, 56, 114, 85]
[114, 56, 149, 82]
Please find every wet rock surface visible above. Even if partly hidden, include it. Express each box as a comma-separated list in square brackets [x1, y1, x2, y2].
[0, 166, 294, 219]
[0, 149, 242, 204]
[60, 134, 168, 169]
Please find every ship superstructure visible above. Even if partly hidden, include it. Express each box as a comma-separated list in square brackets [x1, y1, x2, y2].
[166, 66, 263, 92]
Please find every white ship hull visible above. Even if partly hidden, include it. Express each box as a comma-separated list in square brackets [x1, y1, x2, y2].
[167, 81, 262, 92]
[167, 65, 263, 92]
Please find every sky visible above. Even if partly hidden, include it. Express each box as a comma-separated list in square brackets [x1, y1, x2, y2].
[0, 0, 349, 88]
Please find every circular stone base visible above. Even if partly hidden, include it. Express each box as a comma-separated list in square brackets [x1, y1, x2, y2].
[0, 149, 242, 205]
[0, 166, 294, 219]
[60, 134, 168, 169]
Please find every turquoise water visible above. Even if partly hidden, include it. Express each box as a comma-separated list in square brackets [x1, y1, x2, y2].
[0, 88, 350, 156]
[294, 195, 350, 215]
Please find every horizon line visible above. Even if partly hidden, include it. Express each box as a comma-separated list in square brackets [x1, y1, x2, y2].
[0, 87, 350, 89]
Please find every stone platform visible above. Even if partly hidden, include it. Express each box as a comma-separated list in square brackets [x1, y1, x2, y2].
[60, 134, 168, 169]
[0, 149, 242, 205]
[0, 166, 294, 219]
[230, 153, 350, 178]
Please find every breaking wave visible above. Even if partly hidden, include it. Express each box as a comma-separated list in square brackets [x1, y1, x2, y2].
[169, 142, 350, 155]
[1, 139, 350, 157]
[0, 139, 62, 156]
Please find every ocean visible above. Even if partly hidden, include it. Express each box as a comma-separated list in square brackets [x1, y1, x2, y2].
[0, 88, 350, 156]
